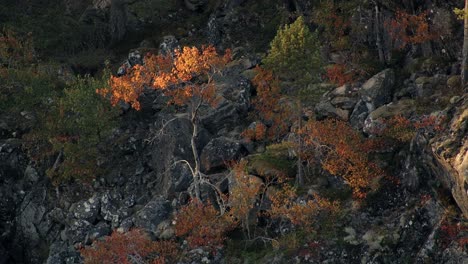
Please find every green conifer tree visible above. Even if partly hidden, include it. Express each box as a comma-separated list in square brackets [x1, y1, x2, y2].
[263, 16, 322, 91]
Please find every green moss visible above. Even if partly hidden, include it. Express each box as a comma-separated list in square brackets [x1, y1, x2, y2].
[248, 143, 296, 178]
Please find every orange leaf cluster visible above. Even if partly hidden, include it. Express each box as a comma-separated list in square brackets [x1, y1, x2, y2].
[325, 64, 356, 86]
[228, 160, 262, 224]
[97, 46, 231, 110]
[247, 66, 292, 141]
[174, 199, 236, 252]
[385, 10, 439, 50]
[80, 229, 179, 264]
[300, 119, 384, 198]
[268, 184, 339, 230]
[379, 115, 445, 143]
[241, 122, 267, 142]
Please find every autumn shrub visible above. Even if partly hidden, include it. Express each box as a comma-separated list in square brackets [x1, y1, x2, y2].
[385, 9, 439, 50]
[80, 229, 179, 264]
[174, 199, 237, 253]
[263, 16, 322, 92]
[242, 67, 293, 142]
[267, 184, 339, 232]
[377, 115, 445, 143]
[300, 119, 384, 199]
[228, 160, 263, 238]
[325, 64, 357, 86]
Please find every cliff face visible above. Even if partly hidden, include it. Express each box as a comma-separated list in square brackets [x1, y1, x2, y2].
[0, 0, 467, 263]
[431, 95, 468, 218]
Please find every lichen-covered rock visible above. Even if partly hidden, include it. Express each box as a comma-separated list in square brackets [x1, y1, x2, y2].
[158, 35, 180, 57]
[71, 195, 100, 223]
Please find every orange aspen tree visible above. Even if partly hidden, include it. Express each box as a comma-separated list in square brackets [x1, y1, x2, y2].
[98, 46, 231, 199]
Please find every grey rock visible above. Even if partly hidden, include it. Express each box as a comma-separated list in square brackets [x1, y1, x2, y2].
[65, 219, 92, 244]
[170, 161, 193, 192]
[133, 197, 171, 233]
[201, 137, 245, 173]
[349, 99, 369, 129]
[100, 192, 122, 228]
[315, 99, 350, 121]
[118, 217, 134, 233]
[159, 35, 180, 57]
[71, 195, 100, 223]
[359, 69, 395, 111]
[202, 75, 251, 134]
[46, 241, 80, 264]
[330, 96, 358, 110]
[87, 221, 111, 241]
[24, 165, 39, 184]
[185, 0, 208, 11]
[127, 50, 143, 67]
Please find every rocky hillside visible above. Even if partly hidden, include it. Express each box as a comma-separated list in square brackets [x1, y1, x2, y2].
[0, 0, 467, 263]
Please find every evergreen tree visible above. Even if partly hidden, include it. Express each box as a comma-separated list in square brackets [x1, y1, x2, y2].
[263, 16, 322, 91]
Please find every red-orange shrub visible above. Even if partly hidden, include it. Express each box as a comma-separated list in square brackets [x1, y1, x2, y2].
[244, 66, 292, 141]
[174, 199, 236, 252]
[325, 64, 356, 86]
[379, 115, 445, 142]
[268, 184, 339, 230]
[300, 119, 384, 198]
[80, 229, 178, 264]
[385, 10, 439, 50]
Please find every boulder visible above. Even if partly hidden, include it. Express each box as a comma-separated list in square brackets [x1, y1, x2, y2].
[201, 74, 251, 134]
[64, 219, 92, 244]
[359, 69, 395, 111]
[184, 0, 208, 11]
[315, 84, 357, 121]
[201, 137, 246, 173]
[148, 115, 196, 197]
[86, 221, 111, 241]
[100, 191, 123, 228]
[315, 100, 350, 120]
[71, 195, 100, 223]
[158, 35, 180, 57]
[133, 197, 171, 233]
[363, 99, 416, 135]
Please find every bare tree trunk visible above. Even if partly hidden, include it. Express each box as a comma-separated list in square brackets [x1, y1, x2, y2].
[374, 3, 386, 64]
[190, 102, 202, 200]
[462, 0, 468, 88]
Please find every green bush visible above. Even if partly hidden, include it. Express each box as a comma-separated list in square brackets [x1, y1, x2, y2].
[263, 16, 323, 91]
[47, 72, 119, 184]
[24, 70, 119, 185]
